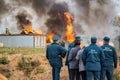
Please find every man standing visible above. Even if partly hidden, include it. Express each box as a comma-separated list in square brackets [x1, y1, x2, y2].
[76, 46, 86, 80]
[46, 35, 67, 80]
[65, 36, 81, 80]
[100, 36, 118, 80]
[82, 37, 105, 80]
[68, 39, 81, 80]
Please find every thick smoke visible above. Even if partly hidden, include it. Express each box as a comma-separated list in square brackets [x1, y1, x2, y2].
[45, 2, 69, 38]
[73, 0, 120, 39]
[0, 0, 9, 19]
[16, 13, 32, 30]
[31, 0, 53, 16]
[0, 0, 54, 34]
[0, 0, 119, 41]
[13, 0, 53, 16]
[74, 0, 89, 23]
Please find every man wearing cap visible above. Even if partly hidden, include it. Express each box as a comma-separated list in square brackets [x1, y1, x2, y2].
[46, 35, 67, 80]
[65, 36, 81, 80]
[68, 38, 81, 80]
[100, 36, 118, 80]
[82, 37, 105, 80]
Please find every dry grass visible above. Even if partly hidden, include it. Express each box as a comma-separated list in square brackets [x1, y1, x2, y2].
[0, 48, 119, 80]
[0, 47, 45, 55]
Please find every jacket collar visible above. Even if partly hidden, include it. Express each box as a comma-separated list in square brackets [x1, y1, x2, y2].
[52, 42, 59, 45]
[103, 44, 109, 45]
[90, 43, 97, 46]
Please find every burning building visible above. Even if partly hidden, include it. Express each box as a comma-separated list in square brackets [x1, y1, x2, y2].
[0, 0, 120, 48]
[0, 12, 46, 48]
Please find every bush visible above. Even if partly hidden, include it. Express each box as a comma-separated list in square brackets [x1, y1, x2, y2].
[18, 57, 40, 74]
[18, 58, 32, 72]
[6, 73, 11, 78]
[0, 57, 9, 64]
[114, 70, 120, 80]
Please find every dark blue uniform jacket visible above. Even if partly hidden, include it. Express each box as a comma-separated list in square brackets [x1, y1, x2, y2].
[46, 43, 67, 68]
[101, 44, 118, 67]
[82, 44, 105, 71]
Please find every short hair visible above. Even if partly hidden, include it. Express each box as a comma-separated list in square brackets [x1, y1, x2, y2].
[74, 40, 80, 46]
[91, 40, 97, 43]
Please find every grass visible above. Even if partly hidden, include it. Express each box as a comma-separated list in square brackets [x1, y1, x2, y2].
[117, 49, 120, 57]
[0, 47, 46, 55]
[0, 57, 9, 64]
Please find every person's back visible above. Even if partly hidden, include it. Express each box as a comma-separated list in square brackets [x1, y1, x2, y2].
[46, 43, 66, 67]
[68, 45, 80, 69]
[100, 36, 118, 80]
[76, 49, 85, 72]
[65, 42, 75, 65]
[101, 44, 117, 66]
[82, 37, 105, 80]
[83, 44, 103, 71]
[76, 48, 86, 80]
[65, 36, 81, 80]
[68, 39, 81, 80]
[46, 35, 67, 80]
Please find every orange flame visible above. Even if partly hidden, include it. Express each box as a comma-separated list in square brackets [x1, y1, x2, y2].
[24, 24, 33, 33]
[36, 29, 42, 34]
[64, 12, 75, 43]
[46, 33, 55, 43]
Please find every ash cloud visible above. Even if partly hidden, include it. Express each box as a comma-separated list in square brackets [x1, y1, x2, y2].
[45, 2, 69, 38]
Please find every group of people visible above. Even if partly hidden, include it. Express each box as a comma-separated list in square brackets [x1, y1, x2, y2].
[46, 35, 118, 80]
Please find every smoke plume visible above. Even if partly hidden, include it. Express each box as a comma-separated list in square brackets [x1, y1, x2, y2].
[16, 13, 32, 30]
[0, 0, 119, 41]
[45, 2, 69, 38]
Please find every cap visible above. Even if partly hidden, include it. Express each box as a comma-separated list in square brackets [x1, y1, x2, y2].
[53, 35, 59, 41]
[75, 36, 81, 40]
[103, 36, 110, 42]
[91, 37, 97, 42]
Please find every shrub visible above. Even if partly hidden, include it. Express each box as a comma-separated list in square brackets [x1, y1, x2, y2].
[114, 70, 120, 80]
[0, 57, 9, 64]
[6, 73, 11, 78]
[18, 57, 40, 74]
[18, 58, 32, 72]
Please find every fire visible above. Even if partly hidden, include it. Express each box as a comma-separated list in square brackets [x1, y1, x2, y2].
[46, 33, 55, 43]
[24, 24, 33, 33]
[64, 12, 75, 43]
[36, 29, 42, 34]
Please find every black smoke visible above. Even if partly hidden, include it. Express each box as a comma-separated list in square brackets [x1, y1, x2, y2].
[45, 2, 70, 38]
[31, 0, 53, 16]
[13, 0, 53, 16]
[16, 13, 31, 30]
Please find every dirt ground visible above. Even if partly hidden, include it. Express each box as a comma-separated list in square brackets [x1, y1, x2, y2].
[0, 53, 120, 80]
[0, 54, 69, 80]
